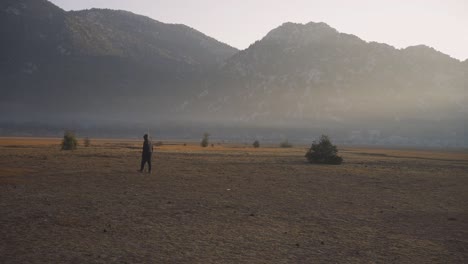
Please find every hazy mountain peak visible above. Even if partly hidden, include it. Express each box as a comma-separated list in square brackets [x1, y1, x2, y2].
[402, 44, 458, 62]
[1, 0, 63, 13]
[264, 21, 339, 42]
[304, 21, 337, 32]
[403, 44, 440, 55]
[66, 7, 237, 64]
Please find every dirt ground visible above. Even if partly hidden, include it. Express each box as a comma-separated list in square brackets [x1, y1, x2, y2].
[0, 137, 467, 263]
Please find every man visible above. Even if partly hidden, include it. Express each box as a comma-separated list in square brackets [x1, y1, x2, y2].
[139, 134, 153, 173]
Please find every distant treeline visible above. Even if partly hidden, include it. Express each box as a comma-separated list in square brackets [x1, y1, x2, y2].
[1, 120, 466, 148]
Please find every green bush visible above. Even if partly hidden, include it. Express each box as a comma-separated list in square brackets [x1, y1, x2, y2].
[305, 135, 343, 165]
[279, 139, 292, 148]
[253, 140, 260, 148]
[62, 131, 78, 150]
[200, 132, 210, 147]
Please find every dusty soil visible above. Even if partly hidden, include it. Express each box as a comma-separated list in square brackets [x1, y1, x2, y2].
[0, 138, 467, 263]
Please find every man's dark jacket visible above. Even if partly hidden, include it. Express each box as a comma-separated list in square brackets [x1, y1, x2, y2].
[143, 140, 153, 155]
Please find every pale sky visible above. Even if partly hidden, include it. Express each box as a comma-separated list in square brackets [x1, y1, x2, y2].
[49, 0, 468, 61]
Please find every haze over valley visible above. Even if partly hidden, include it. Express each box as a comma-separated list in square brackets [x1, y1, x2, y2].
[1, 2, 468, 263]
[1, 0, 467, 147]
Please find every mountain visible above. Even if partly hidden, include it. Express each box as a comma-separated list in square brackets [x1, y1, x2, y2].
[184, 22, 466, 123]
[0, 0, 237, 121]
[66, 8, 236, 66]
[175, 22, 467, 146]
[1, 2, 466, 146]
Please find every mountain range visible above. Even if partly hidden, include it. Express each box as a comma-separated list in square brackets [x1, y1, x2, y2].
[1, 0, 467, 146]
[1, 0, 237, 120]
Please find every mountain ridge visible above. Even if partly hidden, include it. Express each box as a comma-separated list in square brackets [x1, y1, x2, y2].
[1, 1, 466, 146]
[181, 21, 466, 130]
[67, 8, 237, 64]
[1, 0, 238, 120]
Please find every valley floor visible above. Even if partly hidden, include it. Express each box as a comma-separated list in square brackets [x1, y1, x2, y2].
[0, 138, 467, 263]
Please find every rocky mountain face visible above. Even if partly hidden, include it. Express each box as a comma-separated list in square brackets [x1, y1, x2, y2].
[184, 22, 466, 124]
[176, 22, 467, 146]
[0, 0, 237, 121]
[1, 1, 466, 146]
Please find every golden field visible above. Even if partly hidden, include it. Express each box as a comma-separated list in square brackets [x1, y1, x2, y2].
[0, 137, 467, 263]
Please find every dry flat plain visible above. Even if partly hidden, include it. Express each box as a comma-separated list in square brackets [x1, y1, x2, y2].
[0, 137, 467, 263]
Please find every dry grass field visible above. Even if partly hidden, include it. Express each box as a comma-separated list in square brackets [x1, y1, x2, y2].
[0, 137, 467, 263]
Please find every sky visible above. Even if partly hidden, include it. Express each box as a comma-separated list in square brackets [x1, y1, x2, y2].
[49, 0, 468, 61]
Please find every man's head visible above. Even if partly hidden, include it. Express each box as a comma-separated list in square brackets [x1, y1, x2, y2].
[143, 134, 148, 140]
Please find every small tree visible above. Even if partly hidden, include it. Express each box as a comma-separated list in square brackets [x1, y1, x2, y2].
[83, 137, 91, 147]
[305, 135, 343, 164]
[253, 140, 260, 148]
[201, 132, 210, 147]
[61, 131, 78, 150]
[280, 139, 293, 148]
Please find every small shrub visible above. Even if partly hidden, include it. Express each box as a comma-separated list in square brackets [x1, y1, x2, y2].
[201, 132, 210, 147]
[61, 131, 78, 150]
[253, 140, 260, 148]
[83, 137, 91, 147]
[155, 141, 163, 146]
[280, 139, 293, 148]
[305, 135, 343, 165]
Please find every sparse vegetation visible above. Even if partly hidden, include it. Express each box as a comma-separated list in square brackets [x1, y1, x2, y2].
[305, 135, 343, 164]
[61, 131, 78, 150]
[253, 140, 260, 148]
[155, 141, 163, 146]
[1, 138, 467, 263]
[279, 139, 292, 148]
[83, 137, 91, 147]
[201, 132, 210, 147]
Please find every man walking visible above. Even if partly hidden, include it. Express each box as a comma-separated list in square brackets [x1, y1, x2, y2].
[139, 134, 153, 173]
